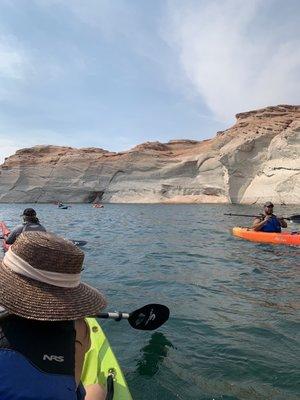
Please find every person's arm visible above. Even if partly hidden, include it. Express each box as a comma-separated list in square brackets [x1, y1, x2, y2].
[84, 384, 106, 400]
[5, 226, 24, 245]
[76, 382, 106, 400]
[75, 319, 106, 400]
[278, 217, 288, 228]
[252, 215, 270, 231]
[36, 223, 47, 232]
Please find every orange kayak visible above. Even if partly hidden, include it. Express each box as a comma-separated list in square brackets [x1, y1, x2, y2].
[232, 227, 300, 246]
[0, 221, 10, 252]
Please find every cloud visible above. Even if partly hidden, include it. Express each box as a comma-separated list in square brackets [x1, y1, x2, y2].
[163, 0, 300, 121]
[0, 138, 20, 164]
[0, 127, 69, 165]
[0, 35, 29, 80]
[36, 0, 134, 38]
[0, 33, 35, 106]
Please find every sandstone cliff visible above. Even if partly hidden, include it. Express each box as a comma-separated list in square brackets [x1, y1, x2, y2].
[0, 105, 299, 204]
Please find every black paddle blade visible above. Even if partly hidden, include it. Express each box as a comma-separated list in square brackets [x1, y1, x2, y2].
[289, 214, 300, 224]
[70, 240, 87, 247]
[128, 304, 170, 331]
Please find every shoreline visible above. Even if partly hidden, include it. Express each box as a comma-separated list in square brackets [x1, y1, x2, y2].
[0, 200, 297, 205]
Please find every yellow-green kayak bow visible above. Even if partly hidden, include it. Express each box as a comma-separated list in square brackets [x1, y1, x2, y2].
[82, 318, 133, 400]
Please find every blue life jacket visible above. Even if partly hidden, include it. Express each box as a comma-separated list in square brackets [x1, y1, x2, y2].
[0, 349, 77, 400]
[0, 316, 85, 400]
[261, 215, 281, 233]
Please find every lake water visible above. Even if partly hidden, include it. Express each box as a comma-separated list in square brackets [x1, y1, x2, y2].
[1, 204, 299, 399]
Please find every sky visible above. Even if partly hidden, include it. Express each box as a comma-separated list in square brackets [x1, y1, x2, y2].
[0, 0, 299, 163]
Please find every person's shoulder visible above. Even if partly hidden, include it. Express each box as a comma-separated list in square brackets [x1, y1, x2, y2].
[11, 225, 24, 233]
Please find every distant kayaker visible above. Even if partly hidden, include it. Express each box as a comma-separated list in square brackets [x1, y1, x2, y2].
[252, 202, 287, 232]
[93, 203, 104, 208]
[5, 208, 46, 245]
[0, 232, 107, 400]
[58, 203, 71, 209]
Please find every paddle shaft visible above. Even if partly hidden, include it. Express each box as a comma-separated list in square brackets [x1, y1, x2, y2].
[97, 312, 130, 320]
[225, 213, 262, 218]
[0, 304, 169, 331]
[0, 310, 130, 322]
[224, 213, 300, 222]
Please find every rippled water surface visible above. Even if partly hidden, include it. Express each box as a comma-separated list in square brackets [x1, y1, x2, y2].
[1, 204, 299, 399]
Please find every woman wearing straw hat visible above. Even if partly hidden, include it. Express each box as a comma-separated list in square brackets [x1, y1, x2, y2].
[0, 231, 107, 400]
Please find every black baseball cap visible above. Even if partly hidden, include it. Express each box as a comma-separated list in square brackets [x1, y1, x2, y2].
[264, 201, 274, 207]
[21, 208, 37, 217]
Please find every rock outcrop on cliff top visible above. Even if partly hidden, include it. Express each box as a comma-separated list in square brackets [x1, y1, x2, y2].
[0, 105, 299, 204]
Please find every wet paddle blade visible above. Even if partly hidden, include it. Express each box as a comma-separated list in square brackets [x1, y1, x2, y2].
[70, 240, 87, 247]
[289, 214, 300, 224]
[128, 304, 170, 331]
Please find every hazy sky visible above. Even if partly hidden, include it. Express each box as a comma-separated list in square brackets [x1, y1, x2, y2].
[0, 0, 299, 163]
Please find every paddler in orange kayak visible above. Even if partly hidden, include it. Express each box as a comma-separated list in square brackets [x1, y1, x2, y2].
[252, 202, 287, 232]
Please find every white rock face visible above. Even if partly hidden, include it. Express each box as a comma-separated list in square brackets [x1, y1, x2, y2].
[0, 105, 299, 204]
[240, 122, 300, 204]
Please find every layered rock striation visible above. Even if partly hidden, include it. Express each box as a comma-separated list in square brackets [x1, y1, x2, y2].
[0, 105, 299, 204]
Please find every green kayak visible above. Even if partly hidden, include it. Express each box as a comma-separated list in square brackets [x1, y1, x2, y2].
[81, 318, 133, 399]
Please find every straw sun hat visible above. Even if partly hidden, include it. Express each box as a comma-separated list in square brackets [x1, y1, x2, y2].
[0, 232, 107, 321]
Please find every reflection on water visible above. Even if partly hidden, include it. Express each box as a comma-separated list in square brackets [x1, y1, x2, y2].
[136, 332, 174, 377]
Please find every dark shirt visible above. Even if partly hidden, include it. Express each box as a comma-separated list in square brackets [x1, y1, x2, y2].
[6, 223, 46, 245]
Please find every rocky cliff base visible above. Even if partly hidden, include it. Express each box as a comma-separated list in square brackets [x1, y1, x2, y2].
[0, 105, 299, 204]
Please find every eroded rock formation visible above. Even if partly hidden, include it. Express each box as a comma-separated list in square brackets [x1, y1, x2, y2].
[0, 105, 299, 204]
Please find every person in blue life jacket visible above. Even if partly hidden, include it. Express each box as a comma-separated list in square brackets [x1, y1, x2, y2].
[5, 208, 46, 245]
[0, 231, 107, 400]
[252, 201, 287, 232]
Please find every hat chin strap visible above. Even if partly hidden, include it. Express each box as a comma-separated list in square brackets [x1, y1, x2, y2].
[3, 248, 81, 288]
